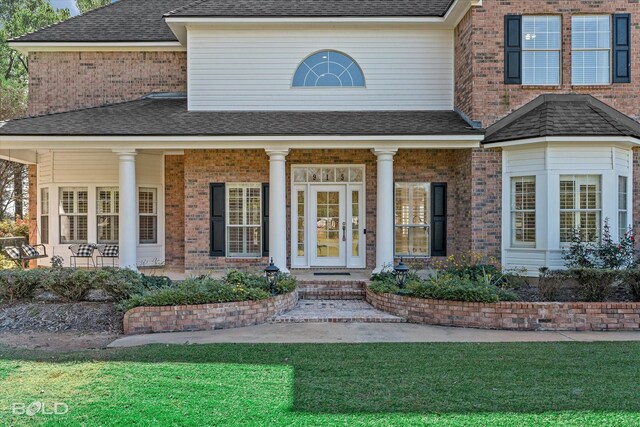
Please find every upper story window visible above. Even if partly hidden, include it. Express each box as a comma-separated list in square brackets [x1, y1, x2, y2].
[522, 16, 561, 85]
[572, 15, 611, 85]
[292, 51, 365, 88]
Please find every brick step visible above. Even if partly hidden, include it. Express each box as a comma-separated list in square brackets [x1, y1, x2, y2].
[270, 299, 406, 324]
[297, 280, 368, 300]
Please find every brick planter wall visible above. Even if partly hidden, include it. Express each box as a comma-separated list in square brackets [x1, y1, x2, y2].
[123, 290, 298, 334]
[366, 289, 640, 331]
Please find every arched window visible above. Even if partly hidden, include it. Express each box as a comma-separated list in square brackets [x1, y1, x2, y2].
[292, 50, 365, 87]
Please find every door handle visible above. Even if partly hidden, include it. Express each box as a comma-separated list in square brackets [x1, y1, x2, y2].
[342, 222, 347, 242]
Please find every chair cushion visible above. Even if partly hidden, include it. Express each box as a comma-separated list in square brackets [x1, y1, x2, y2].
[4, 246, 21, 259]
[21, 244, 40, 257]
[102, 245, 119, 257]
[75, 244, 94, 257]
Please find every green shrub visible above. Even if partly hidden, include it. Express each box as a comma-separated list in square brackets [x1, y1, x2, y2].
[42, 269, 93, 301]
[0, 269, 44, 302]
[563, 219, 637, 270]
[92, 268, 146, 301]
[570, 268, 619, 302]
[119, 270, 297, 311]
[619, 269, 640, 301]
[537, 268, 567, 302]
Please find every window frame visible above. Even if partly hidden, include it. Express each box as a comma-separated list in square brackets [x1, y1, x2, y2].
[394, 182, 431, 258]
[292, 50, 366, 88]
[571, 15, 612, 86]
[138, 187, 158, 245]
[40, 188, 49, 245]
[559, 175, 602, 244]
[59, 187, 89, 244]
[521, 15, 562, 86]
[510, 176, 536, 248]
[225, 183, 262, 258]
[97, 187, 119, 244]
[618, 176, 629, 240]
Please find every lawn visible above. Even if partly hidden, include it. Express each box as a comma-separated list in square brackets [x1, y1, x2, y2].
[0, 342, 639, 426]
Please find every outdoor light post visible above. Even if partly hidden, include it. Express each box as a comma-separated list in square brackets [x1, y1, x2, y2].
[394, 257, 409, 289]
[265, 258, 280, 296]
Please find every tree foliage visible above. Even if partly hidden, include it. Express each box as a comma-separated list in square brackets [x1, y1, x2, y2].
[77, 0, 112, 14]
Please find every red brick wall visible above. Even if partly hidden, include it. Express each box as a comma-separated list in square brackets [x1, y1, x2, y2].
[181, 149, 474, 271]
[367, 289, 640, 331]
[455, 1, 640, 128]
[470, 148, 502, 260]
[28, 51, 187, 116]
[164, 155, 185, 269]
[123, 290, 298, 334]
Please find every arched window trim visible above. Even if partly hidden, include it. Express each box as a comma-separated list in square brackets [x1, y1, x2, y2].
[291, 50, 367, 89]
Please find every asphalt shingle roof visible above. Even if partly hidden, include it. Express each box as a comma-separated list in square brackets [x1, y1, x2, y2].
[484, 94, 640, 143]
[0, 95, 482, 137]
[166, 0, 455, 17]
[11, 0, 456, 43]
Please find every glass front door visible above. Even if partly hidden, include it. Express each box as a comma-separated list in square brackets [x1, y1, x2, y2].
[310, 186, 346, 267]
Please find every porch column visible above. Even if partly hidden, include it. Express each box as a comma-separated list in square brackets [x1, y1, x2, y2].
[114, 149, 138, 270]
[266, 148, 290, 273]
[372, 148, 398, 272]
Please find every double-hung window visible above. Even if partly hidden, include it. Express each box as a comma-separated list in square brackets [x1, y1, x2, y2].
[522, 16, 562, 85]
[395, 183, 430, 257]
[619, 176, 629, 240]
[59, 187, 88, 244]
[97, 187, 119, 244]
[559, 175, 602, 244]
[226, 184, 262, 257]
[40, 188, 49, 245]
[572, 15, 611, 85]
[138, 188, 157, 244]
[511, 177, 536, 247]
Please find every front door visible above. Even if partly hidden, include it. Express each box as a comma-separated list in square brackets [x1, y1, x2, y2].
[309, 185, 346, 267]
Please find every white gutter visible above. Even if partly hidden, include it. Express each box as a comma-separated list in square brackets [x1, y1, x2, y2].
[485, 136, 640, 148]
[8, 41, 185, 54]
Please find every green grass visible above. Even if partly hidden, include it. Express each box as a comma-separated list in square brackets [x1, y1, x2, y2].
[0, 342, 639, 426]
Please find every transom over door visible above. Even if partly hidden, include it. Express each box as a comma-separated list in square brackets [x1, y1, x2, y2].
[309, 185, 346, 267]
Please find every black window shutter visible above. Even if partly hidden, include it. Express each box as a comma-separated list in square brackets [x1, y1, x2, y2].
[262, 183, 269, 257]
[431, 183, 447, 257]
[210, 183, 225, 257]
[613, 14, 631, 83]
[504, 15, 522, 84]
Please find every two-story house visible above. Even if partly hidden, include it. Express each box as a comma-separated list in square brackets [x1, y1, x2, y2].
[0, 0, 639, 276]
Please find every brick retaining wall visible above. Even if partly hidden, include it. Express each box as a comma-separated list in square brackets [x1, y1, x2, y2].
[123, 290, 298, 334]
[366, 289, 640, 331]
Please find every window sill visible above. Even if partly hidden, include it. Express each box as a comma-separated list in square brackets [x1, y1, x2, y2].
[521, 85, 562, 90]
[571, 85, 613, 89]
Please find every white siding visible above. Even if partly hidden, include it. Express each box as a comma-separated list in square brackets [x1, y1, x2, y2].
[187, 26, 454, 111]
[36, 151, 165, 267]
[502, 143, 634, 275]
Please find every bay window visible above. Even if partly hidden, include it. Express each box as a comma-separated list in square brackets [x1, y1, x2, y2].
[511, 177, 536, 247]
[59, 187, 88, 244]
[40, 188, 49, 245]
[395, 183, 430, 257]
[619, 176, 629, 240]
[226, 184, 262, 257]
[560, 175, 601, 243]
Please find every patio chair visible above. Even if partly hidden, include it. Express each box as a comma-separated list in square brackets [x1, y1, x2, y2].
[95, 244, 119, 267]
[2, 244, 48, 268]
[69, 243, 96, 268]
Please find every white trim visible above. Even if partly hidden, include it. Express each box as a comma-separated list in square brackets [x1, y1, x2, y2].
[0, 136, 484, 151]
[486, 136, 640, 148]
[8, 41, 185, 54]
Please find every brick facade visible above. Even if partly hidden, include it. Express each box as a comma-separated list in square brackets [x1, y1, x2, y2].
[28, 51, 187, 116]
[164, 155, 185, 269]
[455, 0, 640, 128]
[178, 149, 476, 271]
[470, 148, 502, 260]
[366, 288, 640, 331]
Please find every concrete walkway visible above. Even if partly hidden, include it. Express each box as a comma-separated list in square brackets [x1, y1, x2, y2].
[108, 323, 640, 348]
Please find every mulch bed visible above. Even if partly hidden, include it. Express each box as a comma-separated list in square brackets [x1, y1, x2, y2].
[512, 279, 637, 303]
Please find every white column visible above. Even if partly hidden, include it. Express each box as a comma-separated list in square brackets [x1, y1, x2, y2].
[114, 149, 138, 270]
[372, 148, 398, 273]
[266, 148, 290, 273]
